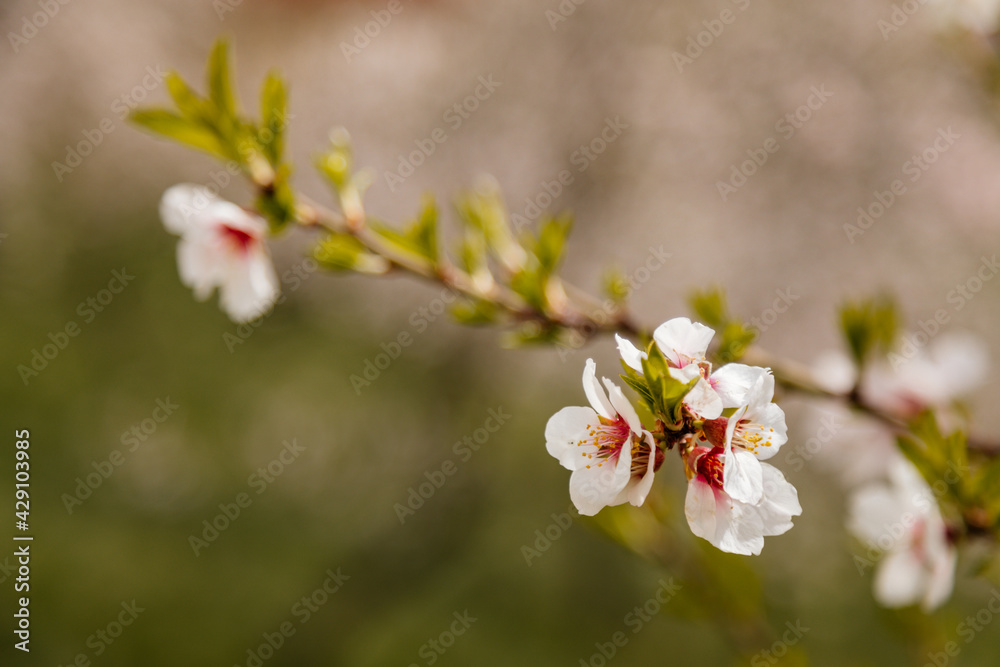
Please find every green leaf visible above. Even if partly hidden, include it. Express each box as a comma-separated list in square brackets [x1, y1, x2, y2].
[316, 130, 354, 190]
[688, 288, 757, 362]
[450, 298, 497, 325]
[839, 295, 898, 368]
[129, 109, 229, 159]
[975, 456, 1000, 498]
[619, 367, 654, 410]
[370, 217, 436, 270]
[640, 343, 696, 423]
[601, 267, 629, 304]
[165, 72, 207, 120]
[502, 321, 560, 347]
[717, 322, 756, 363]
[510, 268, 547, 312]
[207, 37, 237, 120]
[944, 431, 968, 483]
[313, 234, 388, 274]
[259, 71, 287, 164]
[455, 186, 526, 273]
[413, 195, 438, 262]
[896, 435, 939, 488]
[689, 288, 728, 329]
[535, 213, 572, 274]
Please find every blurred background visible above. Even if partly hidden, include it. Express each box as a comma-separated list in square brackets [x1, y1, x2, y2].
[2, 0, 1000, 664]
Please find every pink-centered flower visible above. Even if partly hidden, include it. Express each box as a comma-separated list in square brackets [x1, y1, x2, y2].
[545, 359, 661, 515]
[617, 317, 775, 421]
[616, 317, 722, 419]
[684, 445, 801, 556]
[701, 368, 788, 504]
[848, 457, 956, 611]
[159, 184, 279, 323]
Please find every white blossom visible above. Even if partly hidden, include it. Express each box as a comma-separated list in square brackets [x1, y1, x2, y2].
[545, 359, 660, 515]
[684, 445, 801, 556]
[848, 457, 956, 611]
[160, 184, 279, 323]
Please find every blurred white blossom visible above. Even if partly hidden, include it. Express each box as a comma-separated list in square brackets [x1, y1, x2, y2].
[848, 457, 956, 611]
[160, 184, 279, 323]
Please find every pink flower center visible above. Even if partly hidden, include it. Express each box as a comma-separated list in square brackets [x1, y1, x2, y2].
[577, 415, 632, 470]
[219, 224, 256, 254]
[696, 448, 725, 488]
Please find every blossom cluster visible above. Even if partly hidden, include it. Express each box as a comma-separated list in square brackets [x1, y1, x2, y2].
[545, 317, 801, 556]
[808, 333, 987, 610]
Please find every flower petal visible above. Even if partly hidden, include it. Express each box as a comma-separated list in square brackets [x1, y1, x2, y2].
[583, 359, 615, 420]
[654, 317, 715, 365]
[671, 365, 723, 420]
[716, 498, 766, 556]
[603, 378, 642, 433]
[569, 447, 631, 516]
[723, 447, 763, 505]
[756, 463, 801, 536]
[873, 549, 926, 608]
[744, 370, 776, 409]
[743, 403, 788, 460]
[710, 363, 767, 409]
[159, 184, 219, 235]
[812, 349, 857, 394]
[616, 334, 647, 372]
[685, 476, 718, 543]
[545, 406, 598, 470]
[922, 545, 957, 612]
[176, 233, 224, 301]
[219, 250, 280, 323]
[847, 485, 907, 548]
